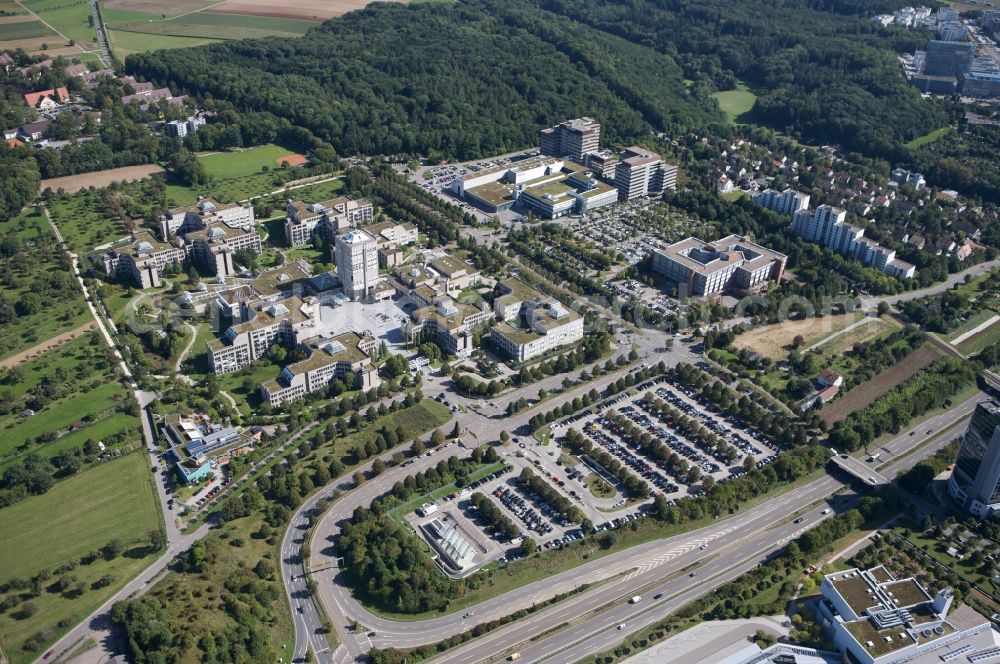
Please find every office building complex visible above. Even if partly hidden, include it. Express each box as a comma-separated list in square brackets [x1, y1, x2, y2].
[651, 235, 786, 297]
[948, 400, 1000, 517]
[163, 413, 259, 485]
[334, 229, 379, 301]
[752, 188, 811, 215]
[490, 279, 583, 362]
[260, 331, 379, 406]
[614, 146, 677, 201]
[404, 296, 492, 359]
[207, 297, 319, 374]
[284, 196, 374, 247]
[159, 198, 255, 240]
[817, 566, 993, 664]
[454, 156, 616, 217]
[923, 40, 976, 78]
[539, 117, 601, 162]
[792, 206, 915, 279]
[104, 206, 262, 289]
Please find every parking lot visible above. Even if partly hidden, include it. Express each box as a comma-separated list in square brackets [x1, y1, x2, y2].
[568, 202, 709, 265]
[550, 381, 778, 505]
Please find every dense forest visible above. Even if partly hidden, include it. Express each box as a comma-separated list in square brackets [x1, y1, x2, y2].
[124, 0, 941, 161]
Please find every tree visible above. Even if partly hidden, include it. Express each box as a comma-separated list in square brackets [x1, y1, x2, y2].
[450, 421, 461, 438]
[430, 429, 445, 446]
[102, 538, 125, 560]
[148, 529, 166, 551]
[499, 430, 509, 443]
[522, 536, 537, 555]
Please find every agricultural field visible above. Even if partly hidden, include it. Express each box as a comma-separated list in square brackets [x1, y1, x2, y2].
[0, 453, 161, 664]
[205, 0, 397, 20]
[0, 18, 54, 40]
[108, 11, 317, 40]
[820, 343, 944, 425]
[107, 29, 222, 57]
[21, 0, 98, 48]
[0, 209, 91, 360]
[0, 332, 140, 470]
[732, 312, 861, 360]
[39, 164, 165, 195]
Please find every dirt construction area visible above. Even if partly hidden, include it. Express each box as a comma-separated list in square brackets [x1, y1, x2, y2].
[39, 164, 164, 194]
[205, 0, 399, 19]
[732, 313, 859, 360]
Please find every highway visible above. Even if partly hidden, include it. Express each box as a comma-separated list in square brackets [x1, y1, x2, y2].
[300, 384, 984, 664]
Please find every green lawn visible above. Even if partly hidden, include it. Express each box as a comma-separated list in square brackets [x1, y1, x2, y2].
[712, 82, 757, 124]
[199, 144, 304, 180]
[0, 453, 161, 664]
[905, 126, 952, 150]
[0, 209, 91, 359]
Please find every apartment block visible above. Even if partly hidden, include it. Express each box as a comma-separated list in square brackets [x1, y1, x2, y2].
[817, 566, 993, 664]
[614, 147, 677, 201]
[165, 115, 206, 138]
[260, 331, 379, 406]
[539, 117, 601, 162]
[651, 235, 786, 297]
[207, 296, 319, 374]
[333, 229, 379, 301]
[752, 188, 811, 215]
[284, 196, 374, 247]
[890, 168, 927, 190]
[792, 206, 915, 279]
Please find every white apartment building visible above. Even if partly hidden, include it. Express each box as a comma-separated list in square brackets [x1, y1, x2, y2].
[165, 115, 206, 138]
[792, 205, 916, 279]
[284, 196, 374, 247]
[752, 188, 811, 215]
[333, 229, 379, 300]
[260, 331, 379, 406]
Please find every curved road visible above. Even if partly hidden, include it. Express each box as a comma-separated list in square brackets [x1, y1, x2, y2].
[298, 384, 983, 663]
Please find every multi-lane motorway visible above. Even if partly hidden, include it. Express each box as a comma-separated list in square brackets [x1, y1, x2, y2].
[291, 381, 984, 664]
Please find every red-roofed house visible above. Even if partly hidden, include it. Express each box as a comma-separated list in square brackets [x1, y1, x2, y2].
[23, 87, 70, 110]
[6, 138, 25, 148]
[817, 385, 839, 403]
[818, 369, 843, 388]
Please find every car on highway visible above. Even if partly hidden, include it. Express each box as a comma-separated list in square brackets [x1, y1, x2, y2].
[629, 595, 642, 604]
[617, 623, 626, 630]
[794, 517, 803, 523]
[689, 571, 698, 577]
[821, 508, 831, 515]
[654, 593, 663, 599]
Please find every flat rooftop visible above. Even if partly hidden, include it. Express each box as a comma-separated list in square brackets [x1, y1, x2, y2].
[252, 262, 312, 298]
[429, 253, 470, 276]
[494, 321, 541, 345]
[657, 234, 786, 276]
[465, 180, 517, 207]
[497, 278, 543, 305]
[290, 332, 368, 372]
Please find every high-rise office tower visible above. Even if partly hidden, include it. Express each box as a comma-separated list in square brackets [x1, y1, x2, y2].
[949, 400, 1000, 517]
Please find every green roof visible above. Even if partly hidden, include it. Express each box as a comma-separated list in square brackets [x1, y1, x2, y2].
[493, 321, 541, 345]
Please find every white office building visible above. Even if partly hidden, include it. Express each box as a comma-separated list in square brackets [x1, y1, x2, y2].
[752, 188, 811, 215]
[334, 229, 379, 301]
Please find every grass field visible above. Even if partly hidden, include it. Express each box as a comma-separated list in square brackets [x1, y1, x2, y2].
[733, 313, 861, 360]
[905, 126, 952, 150]
[820, 343, 944, 425]
[0, 209, 91, 360]
[712, 82, 757, 124]
[40, 164, 165, 194]
[0, 453, 161, 664]
[957, 318, 1000, 355]
[199, 144, 306, 179]
[48, 190, 128, 254]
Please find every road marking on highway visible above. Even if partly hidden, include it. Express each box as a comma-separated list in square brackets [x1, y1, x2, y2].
[624, 526, 739, 580]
